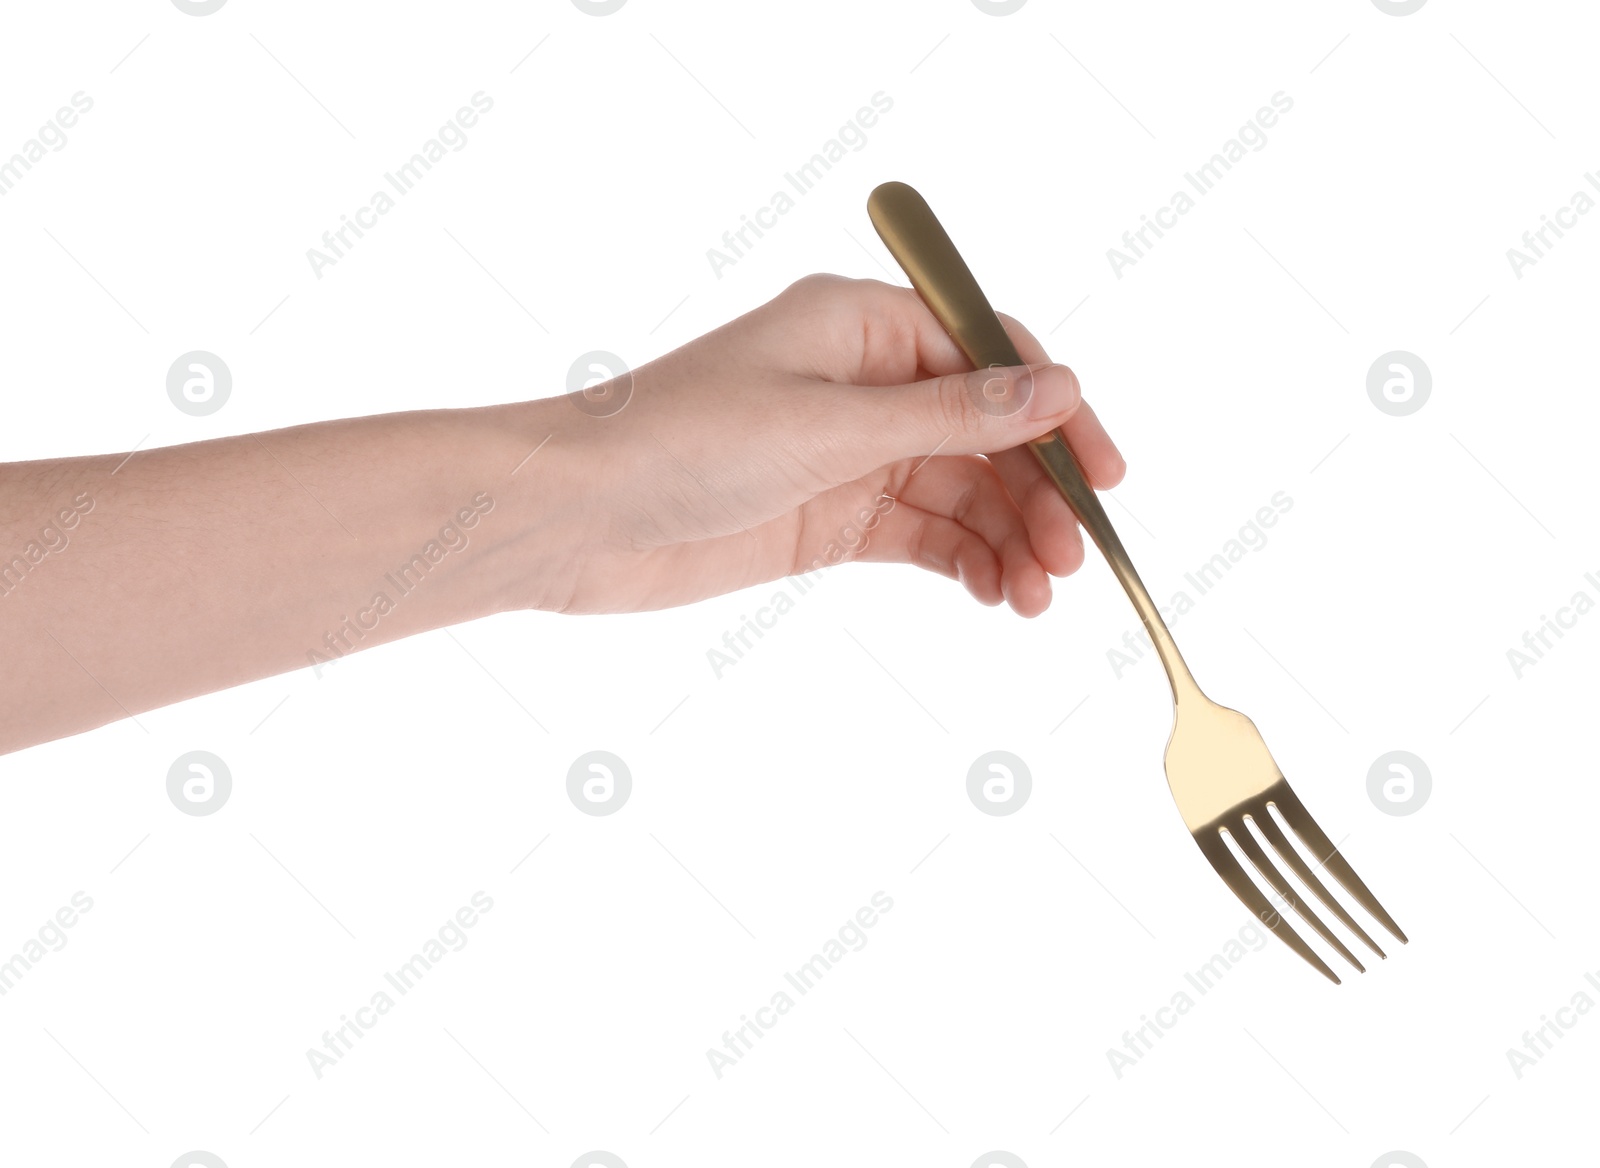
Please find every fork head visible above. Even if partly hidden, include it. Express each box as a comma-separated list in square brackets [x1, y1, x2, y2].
[1164, 696, 1407, 984]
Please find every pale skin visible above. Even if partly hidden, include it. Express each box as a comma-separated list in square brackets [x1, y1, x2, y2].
[0, 275, 1124, 755]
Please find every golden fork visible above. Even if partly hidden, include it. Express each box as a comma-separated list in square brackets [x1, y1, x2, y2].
[867, 181, 1406, 983]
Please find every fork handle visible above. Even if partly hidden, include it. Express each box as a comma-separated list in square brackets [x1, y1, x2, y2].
[866, 182, 1202, 703]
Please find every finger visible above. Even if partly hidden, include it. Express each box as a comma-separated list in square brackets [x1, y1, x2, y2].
[982, 399, 1118, 578]
[888, 455, 1053, 616]
[1011, 466, 1086, 579]
[822, 284, 1122, 582]
[993, 311, 1126, 488]
[1053, 398, 1125, 488]
[975, 313, 1120, 576]
[844, 281, 1132, 486]
[850, 288, 1123, 572]
[752, 275, 972, 386]
[818, 362, 1082, 481]
[823, 279, 970, 387]
[858, 502, 1005, 606]
[844, 281, 1126, 488]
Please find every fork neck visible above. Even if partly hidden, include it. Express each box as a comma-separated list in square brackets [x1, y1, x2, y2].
[1114, 556, 1205, 707]
[1026, 433, 1204, 708]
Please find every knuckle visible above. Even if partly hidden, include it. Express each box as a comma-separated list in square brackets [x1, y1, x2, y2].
[782, 272, 852, 303]
[936, 371, 994, 436]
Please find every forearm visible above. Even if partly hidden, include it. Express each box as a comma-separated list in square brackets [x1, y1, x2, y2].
[0, 399, 576, 754]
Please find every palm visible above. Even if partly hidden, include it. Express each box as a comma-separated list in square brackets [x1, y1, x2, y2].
[565, 458, 927, 614]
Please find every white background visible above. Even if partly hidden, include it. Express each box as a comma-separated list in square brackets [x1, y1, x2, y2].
[1, 1, 1596, 1166]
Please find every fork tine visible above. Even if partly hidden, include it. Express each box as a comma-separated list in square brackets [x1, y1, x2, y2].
[1253, 805, 1386, 960]
[1194, 829, 1340, 985]
[1268, 784, 1408, 945]
[1230, 818, 1364, 973]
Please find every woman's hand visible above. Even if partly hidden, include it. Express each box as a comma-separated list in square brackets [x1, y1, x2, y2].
[0, 273, 1124, 753]
[525, 274, 1125, 617]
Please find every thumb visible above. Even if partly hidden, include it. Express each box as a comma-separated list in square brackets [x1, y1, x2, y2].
[839, 362, 1082, 472]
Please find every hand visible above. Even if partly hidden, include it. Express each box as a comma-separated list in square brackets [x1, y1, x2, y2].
[0, 273, 1124, 753]
[528, 274, 1125, 617]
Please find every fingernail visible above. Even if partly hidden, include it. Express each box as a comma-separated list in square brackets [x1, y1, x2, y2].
[1024, 363, 1080, 421]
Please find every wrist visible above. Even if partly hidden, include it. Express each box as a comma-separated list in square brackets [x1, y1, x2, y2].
[466, 396, 597, 616]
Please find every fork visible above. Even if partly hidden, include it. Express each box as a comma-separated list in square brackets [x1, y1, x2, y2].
[866, 181, 1406, 983]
